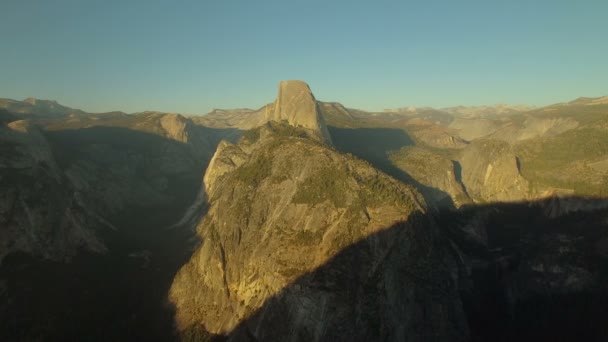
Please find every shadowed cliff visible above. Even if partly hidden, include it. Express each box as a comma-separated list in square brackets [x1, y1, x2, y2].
[2, 108, 608, 341]
[0, 122, 241, 341]
[329, 125, 457, 209]
[328, 126, 413, 171]
[177, 196, 608, 342]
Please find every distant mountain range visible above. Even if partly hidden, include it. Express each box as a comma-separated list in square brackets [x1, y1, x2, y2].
[4, 95, 606, 121]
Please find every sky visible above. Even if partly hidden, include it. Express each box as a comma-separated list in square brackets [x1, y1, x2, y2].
[1, 0, 607, 114]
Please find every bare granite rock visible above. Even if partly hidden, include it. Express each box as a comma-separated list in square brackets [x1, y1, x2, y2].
[266, 80, 333, 144]
[459, 140, 529, 202]
[170, 123, 468, 341]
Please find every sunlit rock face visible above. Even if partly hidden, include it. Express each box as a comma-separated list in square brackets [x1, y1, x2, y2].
[389, 146, 473, 208]
[458, 140, 529, 203]
[169, 122, 468, 341]
[194, 80, 333, 145]
[266, 80, 333, 144]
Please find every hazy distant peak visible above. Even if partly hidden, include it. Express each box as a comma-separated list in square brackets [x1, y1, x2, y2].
[207, 108, 256, 115]
[0, 97, 80, 118]
[23, 97, 61, 106]
[23, 97, 37, 105]
[442, 104, 534, 118]
[568, 96, 608, 105]
[383, 106, 419, 113]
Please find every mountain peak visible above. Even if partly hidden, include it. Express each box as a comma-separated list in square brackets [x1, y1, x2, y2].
[568, 96, 608, 105]
[24, 97, 37, 105]
[266, 80, 332, 144]
[23, 97, 59, 106]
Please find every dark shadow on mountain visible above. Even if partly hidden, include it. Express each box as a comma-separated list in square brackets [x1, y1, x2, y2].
[0, 123, 242, 341]
[42, 125, 240, 222]
[451, 160, 471, 199]
[328, 126, 413, 168]
[191, 125, 243, 146]
[181, 196, 608, 342]
[439, 197, 608, 341]
[329, 125, 455, 209]
[3, 119, 608, 341]
[0, 109, 17, 124]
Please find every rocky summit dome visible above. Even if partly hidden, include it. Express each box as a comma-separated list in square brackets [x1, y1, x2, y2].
[265, 80, 333, 144]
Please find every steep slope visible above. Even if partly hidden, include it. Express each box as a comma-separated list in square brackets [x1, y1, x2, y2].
[442, 197, 608, 341]
[515, 123, 608, 196]
[0, 120, 108, 262]
[457, 139, 529, 202]
[169, 122, 468, 341]
[0, 111, 226, 340]
[442, 104, 533, 119]
[399, 118, 468, 149]
[316, 101, 354, 127]
[389, 146, 472, 208]
[382, 107, 454, 126]
[449, 117, 501, 141]
[40, 112, 228, 224]
[487, 117, 579, 143]
[0, 98, 85, 118]
[0, 105, 234, 263]
[197, 81, 333, 145]
[265, 80, 332, 144]
[466, 96, 608, 143]
[192, 107, 268, 130]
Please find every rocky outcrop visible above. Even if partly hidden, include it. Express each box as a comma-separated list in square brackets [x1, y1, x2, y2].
[198, 81, 334, 146]
[449, 117, 501, 141]
[159, 113, 190, 143]
[265, 80, 332, 144]
[489, 117, 580, 143]
[194, 108, 268, 130]
[402, 119, 469, 149]
[0, 109, 225, 263]
[2, 120, 60, 175]
[442, 104, 533, 119]
[0, 120, 108, 263]
[47, 116, 218, 217]
[445, 198, 608, 341]
[458, 139, 529, 202]
[418, 131, 468, 149]
[390, 147, 472, 208]
[202, 140, 249, 194]
[0, 111, 226, 341]
[0, 98, 83, 118]
[169, 122, 467, 341]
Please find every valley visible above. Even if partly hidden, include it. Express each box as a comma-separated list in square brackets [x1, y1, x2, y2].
[1, 81, 607, 341]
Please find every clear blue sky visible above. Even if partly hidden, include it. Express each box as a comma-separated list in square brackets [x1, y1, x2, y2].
[1, 0, 607, 114]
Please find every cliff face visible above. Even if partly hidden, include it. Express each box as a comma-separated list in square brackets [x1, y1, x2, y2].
[0, 120, 108, 263]
[197, 81, 333, 146]
[169, 122, 468, 341]
[0, 111, 226, 264]
[266, 80, 333, 144]
[442, 197, 608, 341]
[390, 147, 472, 208]
[0, 110, 229, 340]
[171, 91, 606, 340]
[458, 140, 529, 202]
